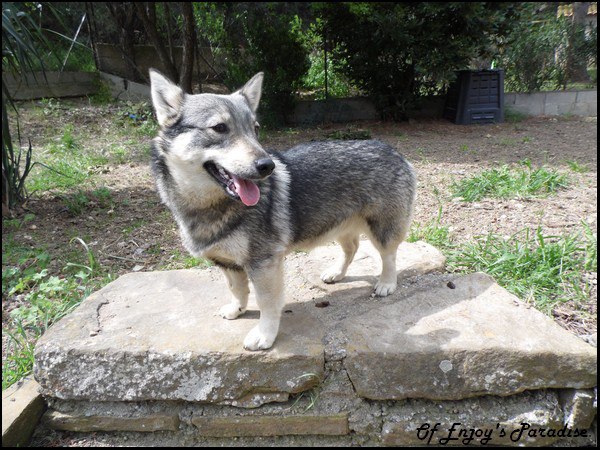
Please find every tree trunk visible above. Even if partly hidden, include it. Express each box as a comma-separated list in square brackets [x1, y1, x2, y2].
[179, 2, 196, 93]
[134, 2, 179, 82]
[567, 2, 590, 83]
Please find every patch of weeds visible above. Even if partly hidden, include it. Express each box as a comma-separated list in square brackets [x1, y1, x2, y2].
[108, 144, 129, 164]
[116, 101, 158, 137]
[162, 249, 214, 270]
[408, 206, 452, 250]
[122, 219, 148, 236]
[27, 123, 109, 193]
[498, 137, 518, 147]
[288, 373, 320, 412]
[504, 108, 529, 123]
[447, 225, 597, 315]
[566, 160, 589, 173]
[39, 98, 62, 117]
[91, 187, 114, 209]
[88, 79, 114, 105]
[2, 213, 35, 231]
[62, 190, 90, 215]
[2, 238, 112, 389]
[459, 143, 477, 155]
[451, 159, 568, 202]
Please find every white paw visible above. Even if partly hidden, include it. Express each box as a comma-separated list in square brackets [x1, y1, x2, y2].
[321, 267, 345, 284]
[219, 304, 246, 320]
[374, 281, 397, 297]
[243, 326, 276, 351]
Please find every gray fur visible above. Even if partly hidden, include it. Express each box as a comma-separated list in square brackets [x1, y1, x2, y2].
[149, 69, 416, 351]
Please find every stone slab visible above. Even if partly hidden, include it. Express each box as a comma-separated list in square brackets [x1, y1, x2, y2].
[381, 390, 567, 447]
[2, 377, 46, 447]
[299, 240, 446, 296]
[344, 272, 597, 401]
[43, 411, 180, 432]
[33, 268, 324, 404]
[192, 414, 349, 437]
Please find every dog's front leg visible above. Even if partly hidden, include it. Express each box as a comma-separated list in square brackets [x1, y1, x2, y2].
[243, 257, 285, 351]
[219, 268, 250, 319]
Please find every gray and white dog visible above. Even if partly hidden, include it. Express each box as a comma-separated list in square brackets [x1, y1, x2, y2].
[149, 70, 416, 351]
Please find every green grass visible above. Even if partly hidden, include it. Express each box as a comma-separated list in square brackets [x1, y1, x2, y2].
[26, 124, 109, 193]
[451, 160, 568, 202]
[408, 207, 452, 250]
[2, 237, 114, 390]
[408, 206, 596, 318]
[447, 224, 596, 315]
[504, 108, 529, 123]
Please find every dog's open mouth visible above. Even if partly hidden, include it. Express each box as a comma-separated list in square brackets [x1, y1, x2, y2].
[205, 162, 260, 206]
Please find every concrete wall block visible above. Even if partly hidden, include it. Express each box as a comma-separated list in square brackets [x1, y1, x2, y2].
[4, 71, 99, 100]
[544, 91, 578, 105]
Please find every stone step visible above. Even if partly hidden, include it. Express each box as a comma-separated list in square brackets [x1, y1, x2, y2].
[34, 241, 596, 407]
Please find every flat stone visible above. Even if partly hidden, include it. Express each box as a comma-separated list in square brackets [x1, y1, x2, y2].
[191, 414, 349, 437]
[381, 390, 567, 447]
[344, 272, 597, 401]
[559, 389, 597, 429]
[42, 410, 180, 432]
[2, 377, 46, 447]
[34, 269, 324, 404]
[34, 242, 596, 409]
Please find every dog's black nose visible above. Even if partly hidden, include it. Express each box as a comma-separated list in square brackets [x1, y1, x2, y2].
[255, 158, 275, 177]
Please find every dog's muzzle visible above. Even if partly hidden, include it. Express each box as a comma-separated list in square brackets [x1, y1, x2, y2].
[204, 158, 275, 207]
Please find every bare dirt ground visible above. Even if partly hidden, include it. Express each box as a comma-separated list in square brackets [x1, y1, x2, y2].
[2, 97, 597, 446]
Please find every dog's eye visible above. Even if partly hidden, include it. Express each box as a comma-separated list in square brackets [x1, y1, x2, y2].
[211, 123, 229, 133]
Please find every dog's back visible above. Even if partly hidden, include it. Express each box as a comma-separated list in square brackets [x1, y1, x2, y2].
[276, 139, 416, 250]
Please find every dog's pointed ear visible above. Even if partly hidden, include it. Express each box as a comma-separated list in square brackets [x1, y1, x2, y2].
[149, 69, 184, 127]
[237, 72, 264, 113]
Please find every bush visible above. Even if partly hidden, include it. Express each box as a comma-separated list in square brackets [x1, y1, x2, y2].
[220, 4, 310, 127]
[495, 4, 597, 92]
[317, 3, 521, 120]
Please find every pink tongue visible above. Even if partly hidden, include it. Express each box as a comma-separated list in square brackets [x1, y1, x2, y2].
[231, 174, 260, 206]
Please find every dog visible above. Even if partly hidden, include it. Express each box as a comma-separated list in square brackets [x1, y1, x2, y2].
[149, 69, 416, 351]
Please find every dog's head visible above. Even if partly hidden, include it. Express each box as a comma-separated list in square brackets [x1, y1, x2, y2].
[149, 70, 275, 207]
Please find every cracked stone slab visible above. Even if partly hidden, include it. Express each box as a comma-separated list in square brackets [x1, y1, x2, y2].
[343, 272, 597, 401]
[34, 269, 324, 404]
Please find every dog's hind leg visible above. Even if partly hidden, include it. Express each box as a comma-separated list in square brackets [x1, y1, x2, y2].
[321, 232, 360, 283]
[368, 216, 410, 297]
[219, 268, 250, 320]
[244, 256, 285, 351]
[373, 242, 400, 297]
